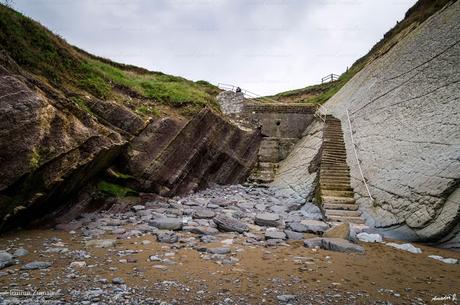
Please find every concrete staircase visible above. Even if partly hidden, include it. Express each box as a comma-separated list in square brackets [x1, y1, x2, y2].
[248, 138, 280, 183]
[319, 115, 364, 224]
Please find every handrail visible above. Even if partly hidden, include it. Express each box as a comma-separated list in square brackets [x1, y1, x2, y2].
[314, 104, 328, 122]
[346, 108, 374, 201]
[217, 83, 280, 104]
[321, 73, 339, 83]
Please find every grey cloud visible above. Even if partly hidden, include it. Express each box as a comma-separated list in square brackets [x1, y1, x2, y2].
[13, 0, 416, 95]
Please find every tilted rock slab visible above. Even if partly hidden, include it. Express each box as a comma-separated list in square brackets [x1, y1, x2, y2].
[323, 1, 460, 242]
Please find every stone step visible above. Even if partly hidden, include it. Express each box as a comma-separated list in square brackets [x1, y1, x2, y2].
[321, 190, 354, 197]
[321, 159, 347, 164]
[320, 184, 352, 191]
[323, 203, 358, 210]
[322, 154, 347, 158]
[323, 143, 346, 152]
[325, 209, 361, 217]
[321, 163, 347, 167]
[321, 165, 348, 169]
[320, 180, 351, 186]
[323, 146, 346, 151]
[320, 171, 350, 177]
[322, 196, 356, 204]
[323, 150, 346, 155]
[320, 177, 351, 183]
[326, 215, 365, 224]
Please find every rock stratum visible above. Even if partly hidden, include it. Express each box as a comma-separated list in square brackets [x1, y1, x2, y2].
[0, 50, 261, 231]
[322, 1, 460, 243]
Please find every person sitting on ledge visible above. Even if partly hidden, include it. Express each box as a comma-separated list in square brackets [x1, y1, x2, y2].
[235, 86, 242, 93]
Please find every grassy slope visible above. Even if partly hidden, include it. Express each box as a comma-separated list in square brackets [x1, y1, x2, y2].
[265, 0, 454, 105]
[0, 4, 220, 116]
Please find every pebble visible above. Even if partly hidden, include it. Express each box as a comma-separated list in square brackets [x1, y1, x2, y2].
[21, 261, 52, 270]
[112, 277, 125, 285]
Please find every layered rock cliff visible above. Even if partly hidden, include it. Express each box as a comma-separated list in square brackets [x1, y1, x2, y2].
[0, 5, 261, 231]
[323, 1, 460, 243]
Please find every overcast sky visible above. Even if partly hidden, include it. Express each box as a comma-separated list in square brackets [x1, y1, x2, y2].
[12, 0, 416, 95]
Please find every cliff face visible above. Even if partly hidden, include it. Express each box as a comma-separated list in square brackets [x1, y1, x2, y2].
[0, 5, 262, 231]
[0, 52, 133, 231]
[0, 49, 261, 231]
[323, 1, 460, 243]
[125, 108, 262, 196]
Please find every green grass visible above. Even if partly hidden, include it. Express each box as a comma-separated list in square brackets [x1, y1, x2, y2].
[29, 149, 41, 170]
[81, 59, 218, 107]
[0, 4, 219, 111]
[97, 181, 137, 197]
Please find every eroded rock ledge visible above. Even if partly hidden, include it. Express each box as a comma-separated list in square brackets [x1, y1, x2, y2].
[0, 52, 261, 232]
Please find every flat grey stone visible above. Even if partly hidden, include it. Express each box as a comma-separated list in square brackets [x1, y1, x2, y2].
[157, 231, 178, 243]
[304, 237, 364, 253]
[21, 261, 52, 270]
[270, 205, 288, 214]
[112, 277, 125, 285]
[193, 209, 216, 219]
[207, 247, 231, 255]
[201, 235, 217, 243]
[303, 237, 324, 248]
[0, 251, 13, 270]
[265, 230, 286, 240]
[213, 215, 248, 233]
[277, 294, 297, 302]
[322, 238, 365, 253]
[188, 226, 219, 235]
[149, 217, 183, 230]
[289, 222, 308, 233]
[85, 239, 117, 248]
[255, 213, 280, 227]
[284, 230, 304, 240]
[266, 239, 283, 246]
[255, 203, 266, 211]
[300, 220, 330, 234]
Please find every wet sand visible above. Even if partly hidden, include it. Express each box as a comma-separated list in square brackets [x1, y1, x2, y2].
[0, 229, 459, 304]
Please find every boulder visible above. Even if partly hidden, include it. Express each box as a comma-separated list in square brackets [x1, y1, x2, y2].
[207, 247, 231, 255]
[303, 237, 324, 248]
[385, 243, 422, 254]
[255, 213, 280, 227]
[13, 248, 28, 257]
[213, 215, 249, 233]
[193, 209, 216, 219]
[21, 261, 52, 270]
[321, 238, 365, 253]
[85, 239, 117, 248]
[284, 230, 304, 240]
[157, 231, 178, 243]
[265, 230, 287, 240]
[357, 232, 383, 243]
[149, 217, 183, 231]
[186, 226, 219, 235]
[0, 251, 13, 270]
[323, 223, 350, 240]
[428, 255, 458, 264]
[304, 237, 364, 253]
[290, 220, 329, 234]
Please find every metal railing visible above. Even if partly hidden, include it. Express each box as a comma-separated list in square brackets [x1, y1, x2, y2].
[314, 104, 328, 122]
[346, 108, 374, 201]
[217, 83, 279, 104]
[321, 73, 339, 83]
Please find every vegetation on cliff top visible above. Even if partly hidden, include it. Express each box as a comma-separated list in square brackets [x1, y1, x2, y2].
[0, 4, 220, 114]
[265, 0, 454, 105]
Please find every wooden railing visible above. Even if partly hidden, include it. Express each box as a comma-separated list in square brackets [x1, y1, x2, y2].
[321, 73, 339, 83]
